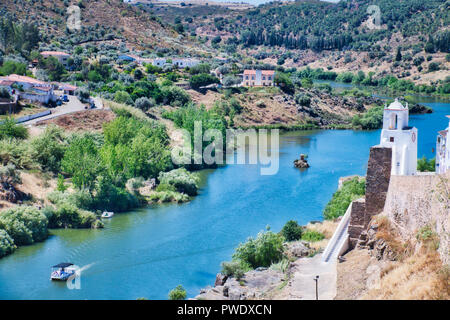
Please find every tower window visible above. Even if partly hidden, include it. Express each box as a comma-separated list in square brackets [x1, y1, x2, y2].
[390, 137, 395, 142]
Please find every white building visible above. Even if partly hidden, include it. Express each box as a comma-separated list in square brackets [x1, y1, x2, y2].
[172, 58, 200, 69]
[379, 99, 417, 176]
[152, 58, 166, 67]
[436, 116, 450, 174]
[41, 51, 71, 67]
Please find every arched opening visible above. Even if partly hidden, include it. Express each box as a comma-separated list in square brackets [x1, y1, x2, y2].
[389, 114, 398, 130]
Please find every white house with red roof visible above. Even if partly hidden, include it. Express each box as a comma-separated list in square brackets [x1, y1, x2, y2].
[41, 51, 71, 66]
[379, 99, 418, 176]
[436, 116, 450, 174]
[0, 74, 55, 104]
[241, 70, 275, 87]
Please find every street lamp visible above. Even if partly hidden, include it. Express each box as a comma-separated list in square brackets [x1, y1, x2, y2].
[313, 275, 319, 300]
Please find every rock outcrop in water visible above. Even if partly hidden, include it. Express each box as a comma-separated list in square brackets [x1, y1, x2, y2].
[294, 154, 310, 169]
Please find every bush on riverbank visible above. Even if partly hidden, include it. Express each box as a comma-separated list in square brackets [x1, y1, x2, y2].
[168, 285, 187, 300]
[221, 260, 250, 280]
[158, 168, 199, 196]
[0, 206, 48, 246]
[324, 177, 365, 220]
[280, 220, 303, 242]
[352, 105, 383, 130]
[232, 229, 285, 269]
[0, 229, 16, 257]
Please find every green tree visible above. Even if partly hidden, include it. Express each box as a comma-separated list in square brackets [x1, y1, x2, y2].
[168, 285, 187, 300]
[61, 136, 103, 191]
[280, 220, 303, 241]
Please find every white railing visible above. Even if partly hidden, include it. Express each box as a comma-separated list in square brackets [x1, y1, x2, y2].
[321, 201, 353, 263]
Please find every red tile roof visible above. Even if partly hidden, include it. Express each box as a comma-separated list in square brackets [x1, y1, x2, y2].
[243, 69, 275, 75]
[438, 130, 448, 137]
[41, 51, 70, 56]
[0, 74, 48, 86]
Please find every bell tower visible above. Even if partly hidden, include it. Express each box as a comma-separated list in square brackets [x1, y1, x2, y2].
[380, 99, 417, 176]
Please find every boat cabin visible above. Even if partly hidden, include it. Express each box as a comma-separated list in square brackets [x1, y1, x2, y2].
[51, 263, 75, 281]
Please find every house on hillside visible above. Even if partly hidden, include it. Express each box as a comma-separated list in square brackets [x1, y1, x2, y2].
[41, 51, 71, 67]
[60, 83, 78, 95]
[172, 58, 200, 69]
[0, 74, 56, 104]
[436, 116, 450, 174]
[241, 70, 275, 87]
[118, 54, 153, 65]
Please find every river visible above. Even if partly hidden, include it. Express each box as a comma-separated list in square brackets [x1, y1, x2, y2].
[0, 92, 448, 300]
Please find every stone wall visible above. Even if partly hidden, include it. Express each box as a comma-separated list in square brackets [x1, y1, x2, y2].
[365, 146, 392, 221]
[348, 146, 392, 248]
[383, 172, 450, 265]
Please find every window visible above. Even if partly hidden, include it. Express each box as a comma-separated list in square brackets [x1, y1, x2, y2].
[252, 76, 255, 80]
[390, 137, 394, 142]
[268, 76, 271, 80]
[262, 76, 266, 80]
[245, 76, 249, 80]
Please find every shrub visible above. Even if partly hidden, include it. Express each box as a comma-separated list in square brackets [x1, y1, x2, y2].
[0, 117, 28, 140]
[221, 261, 250, 280]
[75, 87, 90, 103]
[0, 163, 21, 185]
[295, 93, 311, 107]
[280, 220, 303, 241]
[160, 85, 190, 107]
[417, 156, 435, 172]
[30, 125, 67, 172]
[274, 72, 295, 94]
[301, 230, 325, 242]
[148, 190, 189, 203]
[352, 106, 383, 130]
[323, 178, 365, 220]
[0, 229, 16, 257]
[134, 97, 155, 111]
[114, 90, 133, 105]
[168, 285, 187, 300]
[0, 138, 36, 169]
[158, 168, 199, 196]
[0, 206, 48, 245]
[189, 73, 220, 89]
[0, 87, 11, 99]
[232, 230, 284, 269]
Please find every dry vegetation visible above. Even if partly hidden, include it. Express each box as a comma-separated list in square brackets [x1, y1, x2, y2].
[36, 109, 116, 132]
[337, 215, 449, 300]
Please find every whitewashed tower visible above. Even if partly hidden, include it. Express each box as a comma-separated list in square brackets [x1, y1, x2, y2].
[380, 99, 417, 175]
[436, 116, 450, 174]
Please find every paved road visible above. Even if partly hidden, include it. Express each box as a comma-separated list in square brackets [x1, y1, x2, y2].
[24, 94, 89, 125]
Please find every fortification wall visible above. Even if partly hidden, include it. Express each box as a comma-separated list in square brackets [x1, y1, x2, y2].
[383, 172, 450, 265]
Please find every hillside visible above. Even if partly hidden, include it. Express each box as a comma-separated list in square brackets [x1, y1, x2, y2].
[0, 0, 181, 50]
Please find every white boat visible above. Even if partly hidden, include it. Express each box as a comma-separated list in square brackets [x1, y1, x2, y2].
[51, 263, 75, 281]
[101, 211, 114, 218]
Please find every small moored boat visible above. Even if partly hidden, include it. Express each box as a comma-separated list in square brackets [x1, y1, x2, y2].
[51, 263, 75, 281]
[101, 211, 114, 218]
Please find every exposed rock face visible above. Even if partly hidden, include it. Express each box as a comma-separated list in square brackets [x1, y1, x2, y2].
[356, 224, 397, 261]
[284, 241, 312, 258]
[294, 154, 309, 168]
[196, 268, 284, 300]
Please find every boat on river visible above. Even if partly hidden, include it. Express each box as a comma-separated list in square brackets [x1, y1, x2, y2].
[50, 263, 76, 281]
[101, 211, 114, 218]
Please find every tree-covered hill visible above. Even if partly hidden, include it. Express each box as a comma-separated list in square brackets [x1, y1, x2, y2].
[0, 0, 180, 54]
[214, 0, 449, 53]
